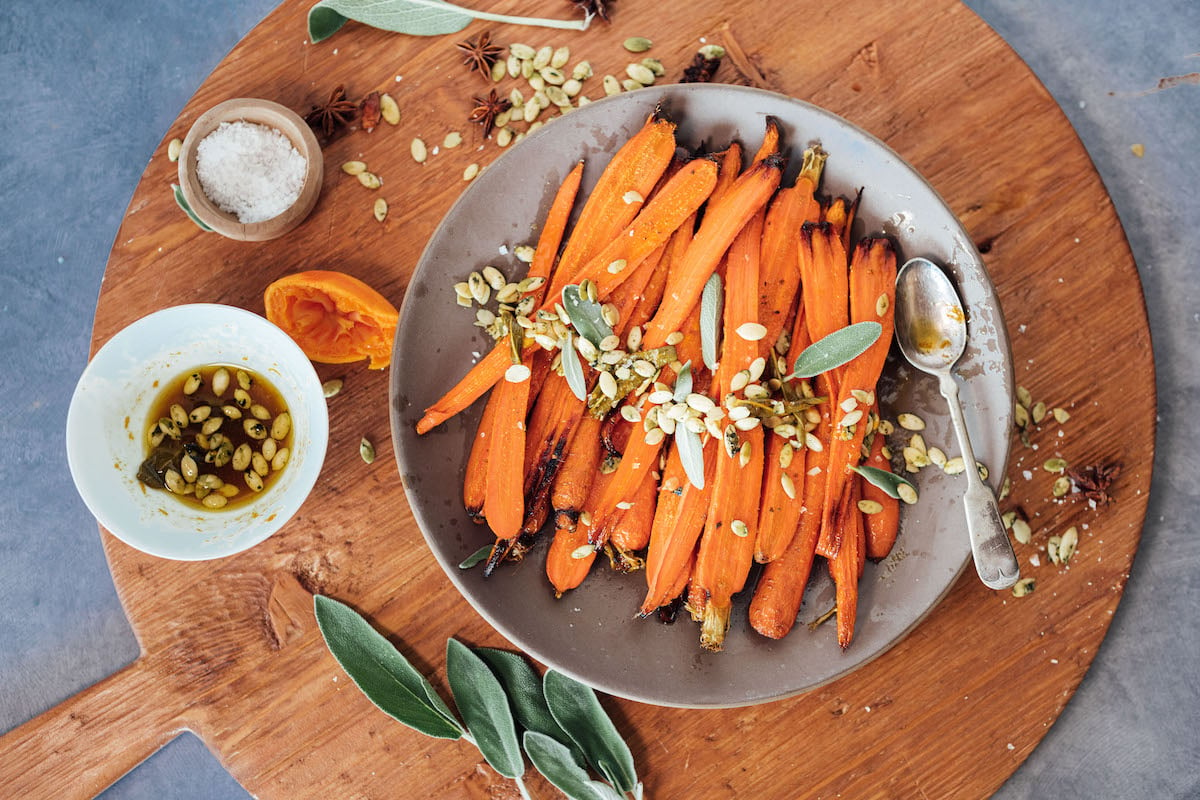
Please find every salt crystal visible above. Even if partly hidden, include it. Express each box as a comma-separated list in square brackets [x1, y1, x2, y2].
[196, 120, 306, 224]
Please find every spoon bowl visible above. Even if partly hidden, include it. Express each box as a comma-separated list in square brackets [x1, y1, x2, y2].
[894, 258, 1020, 590]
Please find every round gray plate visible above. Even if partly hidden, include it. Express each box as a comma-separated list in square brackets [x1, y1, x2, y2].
[390, 84, 1012, 708]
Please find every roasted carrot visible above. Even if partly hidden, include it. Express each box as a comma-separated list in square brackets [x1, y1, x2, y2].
[481, 360, 534, 540]
[547, 114, 678, 299]
[862, 424, 901, 559]
[417, 162, 583, 436]
[816, 237, 897, 557]
[829, 479, 864, 649]
[748, 369, 834, 637]
[751, 117, 781, 166]
[753, 306, 813, 563]
[546, 525, 596, 597]
[823, 189, 862, 256]
[693, 214, 768, 651]
[708, 142, 744, 206]
[609, 466, 659, 563]
[462, 381, 497, 523]
[640, 438, 717, 615]
[797, 222, 850, 344]
[550, 414, 605, 532]
[643, 154, 783, 349]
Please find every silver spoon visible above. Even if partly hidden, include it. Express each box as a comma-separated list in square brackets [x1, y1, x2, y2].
[894, 257, 1020, 590]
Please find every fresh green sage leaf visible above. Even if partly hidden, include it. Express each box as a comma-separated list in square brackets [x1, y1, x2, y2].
[789, 321, 882, 379]
[562, 285, 613, 349]
[313, 595, 463, 739]
[561, 333, 588, 401]
[672, 360, 693, 403]
[308, 0, 591, 44]
[474, 648, 586, 768]
[543, 670, 638, 794]
[524, 732, 625, 800]
[675, 426, 705, 490]
[172, 184, 213, 232]
[851, 464, 918, 500]
[700, 272, 723, 371]
[446, 639, 524, 779]
[458, 544, 492, 569]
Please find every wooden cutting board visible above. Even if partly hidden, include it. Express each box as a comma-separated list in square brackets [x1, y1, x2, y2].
[0, 1, 1153, 797]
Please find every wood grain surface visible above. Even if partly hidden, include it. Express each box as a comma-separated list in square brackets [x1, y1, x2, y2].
[0, 1, 1154, 798]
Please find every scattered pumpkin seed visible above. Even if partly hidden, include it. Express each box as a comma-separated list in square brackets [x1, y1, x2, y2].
[1058, 526, 1079, 563]
[540, 67, 566, 86]
[533, 45, 553, 69]
[897, 483, 919, 505]
[167, 137, 182, 162]
[509, 42, 535, 59]
[550, 45, 570, 68]
[1014, 403, 1030, 428]
[897, 413, 925, 431]
[244, 470, 265, 492]
[625, 63, 657, 85]
[1043, 457, 1068, 473]
[211, 367, 230, 397]
[1011, 517, 1032, 544]
[1052, 407, 1070, 424]
[357, 171, 382, 189]
[603, 74, 622, 95]
[1016, 385, 1033, 409]
[1011, 577, 1036, 597]
[410, 138, 428, 164]
[623, 36, 653, 52]
[360, 437, 376, 464]
[490, 59, 507, 81]
[463, 163, 480, 181]
[380, 93, 400, 125]
[183, 372, 202, 395]
[545, 85, 571, 107]
[514, 245, 535, 263]
[621, 78, 644, 92]
[1047, 536, 1062, 565]
[730, 519, 749, 538]
[780, 472, 796, 499]
[322, 378, 344, 398]
[943, 456, 966, 474]
[373, 197, 388, 222]
[202, 492, 229, 509]
[736, 322, 768, 341]
[497, 127, 513, 147]
[271, 447, 290, 472]
[441, 131, 463, 150]
[639, 57, 665, 77]
[876, 292, 890, 317]
[1052, 475, 1071, 498]
[570, 544, 594, 560]
[505, 363, 532, 383]
[858, 499, 884, 515]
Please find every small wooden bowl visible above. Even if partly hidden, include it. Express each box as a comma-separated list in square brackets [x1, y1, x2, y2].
[177, 98, 323, 241]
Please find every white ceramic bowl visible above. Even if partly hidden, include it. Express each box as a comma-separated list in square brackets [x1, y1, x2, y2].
[67, 304, 328, 560]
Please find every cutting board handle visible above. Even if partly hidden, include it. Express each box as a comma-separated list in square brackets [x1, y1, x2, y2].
[0, 656, 185, 799]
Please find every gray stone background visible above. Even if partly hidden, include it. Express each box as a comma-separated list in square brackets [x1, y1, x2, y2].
[1, 1, 1196, 797]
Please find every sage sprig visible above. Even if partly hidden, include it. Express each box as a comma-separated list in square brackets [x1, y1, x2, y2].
[308, 0, 592, 44]
[459, 543, 492, 569]
[314, 595, 642, 800]
[699, 272, 723, 371]
[851, 464, 919, 502]
[788, 321, 882, 379]
[672, 363, 706, 490]
[562, 284, 613, 349]
[172, 185, 213, 232]
[561, 332, 589, 402]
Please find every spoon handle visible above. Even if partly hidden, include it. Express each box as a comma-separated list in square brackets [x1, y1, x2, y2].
[937, 371, 1020, 590]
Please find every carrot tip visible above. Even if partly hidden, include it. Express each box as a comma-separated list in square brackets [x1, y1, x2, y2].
[699, 602, 732, 652]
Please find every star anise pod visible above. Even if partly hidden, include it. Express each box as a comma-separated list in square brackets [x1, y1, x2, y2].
[1067, 462, 1122, 506]
[468, 89, 511, 138]
[305, 85, 357, 142]
[681, 46, 725, 83]
[567, 0, 614, 21]
[456, 31, 505, 76]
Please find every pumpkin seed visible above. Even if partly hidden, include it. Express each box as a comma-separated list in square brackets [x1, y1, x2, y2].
[621, 78, 643, 92]
[505, 363, 532, 383]
[780, 472, 796, 499]
[1014, 403, 1030, 428]
[236, 370, 253, 391]
[463, 163, 480, 182]
[545, 85, 571, 107]
[736, 322, 768, 341]
[603, 74, 622, 95]
[218, 484, 240, 498]
[213, 440, 233, 468]
[201, 416, 224, 436]
[251, 451, 270, 477]
[927, 447, 948, 468]
[529, 75, 547, 93]
[233, 388, 252, 409]
[730, 519, 749, 538]
[533, 45, 553, 69]
[509, 42, 535, 59]
[322, 378, 343, 398]
[1011, 517, 1032, 544]
[523, 100, 542, 123]
[249, 403, 271, 421]
[411, 138, 428, 164]
[644, 428, 666, 446]
[1052, 476, 1071, 498]
[1011, 577, 1036, 598]
[443, 131, 463, 149]
[1043, 457, 1068, 473]
[840, 409, 864, 428]
[468, 271, 490, 305]
[271, 447, 290, 472]
[515, 245, 535, 263]
[202, 493, 228, 509]
[232, 443, 252, 472]
[359, 437, 375, 464]
[623, 36, 653, 52]
[341, 160, 367, 175]
[640, 57, 665, 76]
[188, 405, 212, 423]
[380, 93, 400, 125]
[357, 171, 382, 189]
[876, 292, 890, 317]
[562, 78, 582, 97]
[373, 197, 388, 222]
[1016, 385, 1033, 409]
[490, 58, 506, 81]
[168, 403, 188, 428]
[1059, 526, 1079, 563]
[943, 456, 966, 474]
[482, 265, 506, 290]
[625, 63, 657, 85]
[1031, 401, 1047, 424]
[244, 470, 265, 492]
[167, 137, 182, 162]
[178, 453, 198, 482]
[897, 483, 919, 505]
[1052, 407, 1070, 424]
[261, 437, 277, 462]
[571, 544, 594, 560]
[857, 499, 884, 514]
[551, 45, 570, 68]
[572, 60, 593, 80]
[164, 469, 185, 493]
[211, 367, 230, 397]
[897, 412, 925, 431]
[244, 419, 268, 440]
[522, 59, 535, 79]
[197, 473, 224, 490]
[221, 404, 242, 419]
[540, 67, 566, 86]
[496, 127, 513, 147]
[158, 417, 181, 440]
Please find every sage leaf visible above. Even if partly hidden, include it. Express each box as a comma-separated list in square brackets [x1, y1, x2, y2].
[446, 639, 524, 779]
[789, 321, 882, 379]
[524, 732, 625, 800]
[474, 647, 586, 768]
[543, 670, 638, 794]
[672, 360, 693, 403]
[313, 595, 463, 739]
[458, 544, 491, 569]
[561, 333, 588, 401]
[851, 464, 918, 500]
[172, 185, 213, 232]
[562, 285, 613, 349]
[308, 0, 591, 44]
[700, 272, 723, 370]
[675, 425, 706, 490]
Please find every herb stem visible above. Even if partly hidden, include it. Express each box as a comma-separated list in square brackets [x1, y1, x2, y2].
[514, 775, 535, 800]
[467, 8, 592, 29]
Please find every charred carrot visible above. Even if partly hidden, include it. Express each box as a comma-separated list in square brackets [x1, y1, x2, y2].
[463, 383, 498, 523]
[797, 222, 850, 345]
[830, 480, 864, 649]
[816, 237, 897, 557]
[708, 142, 744, 207]
[823, 189, 862, 256]
[751, 117, 781, 166]
[643, 155, 783, 349]
[609, 465, 659, 565]
[861, 423, 901, 559]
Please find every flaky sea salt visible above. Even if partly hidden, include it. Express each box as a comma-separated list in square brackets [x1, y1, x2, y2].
[196, 120, 306, 224]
